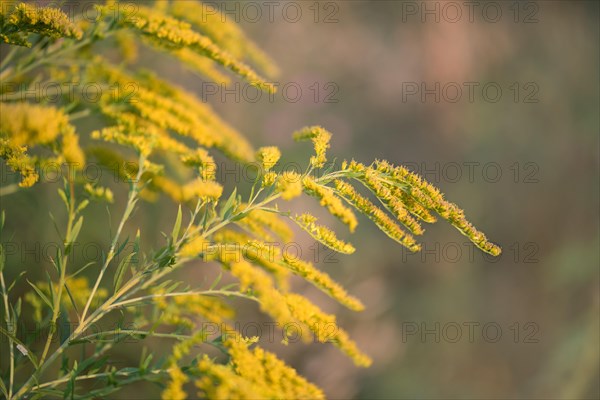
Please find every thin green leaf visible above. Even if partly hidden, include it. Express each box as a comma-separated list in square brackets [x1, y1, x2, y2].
[27, 279, 53, 310]
[172, 204, 182, 242]
[219, 188, 237, 219]
[69, 261, 96, 278]
[114, 252, 135, 291]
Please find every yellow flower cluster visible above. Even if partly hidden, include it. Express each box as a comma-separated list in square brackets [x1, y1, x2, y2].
[276, 171, 303, 200]
[200, 336, 325, 399]
[83, 183, 114, 203]
[0, 138, 37, 187]
[373, 160, 501, 255]
[178, 236, 210, 259]
[284, 293, 372, 367]
[293, 126, 332, 168]
[181, 148, 216, 181]
[162, 330, 208, 400]
[261, 171, 277, 187]
[113, 5, 275, 93]
[282, 252, 364, 311]
[255, 146, 281, 171]
[152, 176, 223, 204]
[334, 179, 421, 252]
[1, 2, 82, 46]
[229, 260, 299, 334]
[154, 289, 234, 329]
[302, 175, 358, 232]
[212, 229, 289, 288]
[0, 102, 85, 183]
[236, 207, 294, 243]
[169, 1, 279, 79]
[173, 47, 232, 84]
[87, 58, 255, 163]
[293, 213, 355, 254]
[0, 102, 67, 146]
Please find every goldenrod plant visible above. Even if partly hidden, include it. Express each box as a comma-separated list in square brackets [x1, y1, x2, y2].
[0, 1, 501, 398]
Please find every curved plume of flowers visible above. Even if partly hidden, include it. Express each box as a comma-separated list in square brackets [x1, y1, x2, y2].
[86, 58, 255, 163]
[1, 2, 82, 46]
[276, 171, 303, 200]
[240, 208, 294, 244]
[226, 259, 305, 339]
[151, 176, 223, 204]
[293, 126, 332, 168]
[172, 47, 232, 84]
[302, 175, 358, 232]
[212, 229, 290, 288]
[282, 252, 364, 311]
[107, 4, 276, 93]
[0, 102, 85, 185]
[284, 293, 372, 367]
[169, 1, 279, 79]
[153, 288, 234, 329]
[373, 160, 502, 255]
[334, 178, 421, 252]
[292, 213, 356, 254]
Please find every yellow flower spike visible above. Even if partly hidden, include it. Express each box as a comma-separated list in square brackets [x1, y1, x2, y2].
[220, 336, 325, 399]
[374, 160, 501, 255]
[0, 102, 71, 146]
[239, 207, 294, 243]
[261, 171, 277, 187]
[282, 252, 364, 311]
[228, 260, 304, 339]
[302, 175, 358, 232]
[255, 146, 281, 171]
[0, 139, 38, 187]
[334, 179, 421, 252]
[292, 126, 332, 168]
[114, 5, 276, 93]
[61, 129, 85, 169]
[169, 1, 279, 79]
[360, 168, 424, 235]
[181, 178, 223, 201]
[87, 58, 256, 163]
[6, 2, 82, 43]
[276, 171, 302, 200]
[180, 148, 216, 181]
[284, 293, 372, 367]
[292, 212, 356, 254]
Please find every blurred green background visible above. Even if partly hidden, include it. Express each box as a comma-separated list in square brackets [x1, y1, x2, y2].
[2, 1, 599, 399]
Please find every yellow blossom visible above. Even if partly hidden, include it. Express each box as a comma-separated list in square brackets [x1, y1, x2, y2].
[292, 213, 355, 254]
[276, 171, 302, 200]
[302, 175, 358, 232]
[293, 126, 332, 168]
[255, 146, 281, 171]
[334, 179, 421, 252]
[285, 293, 372, 367]
[4, 2, 82, 45]
[282, 252, 364, 311]
[261, 171, 277, 187]
[0, 138, 38, 187]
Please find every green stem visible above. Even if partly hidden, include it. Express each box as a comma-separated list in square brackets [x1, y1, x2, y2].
[80, 154, 145, 323]
[0, 269, 14, 399]
[38, 171, 77, 366]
